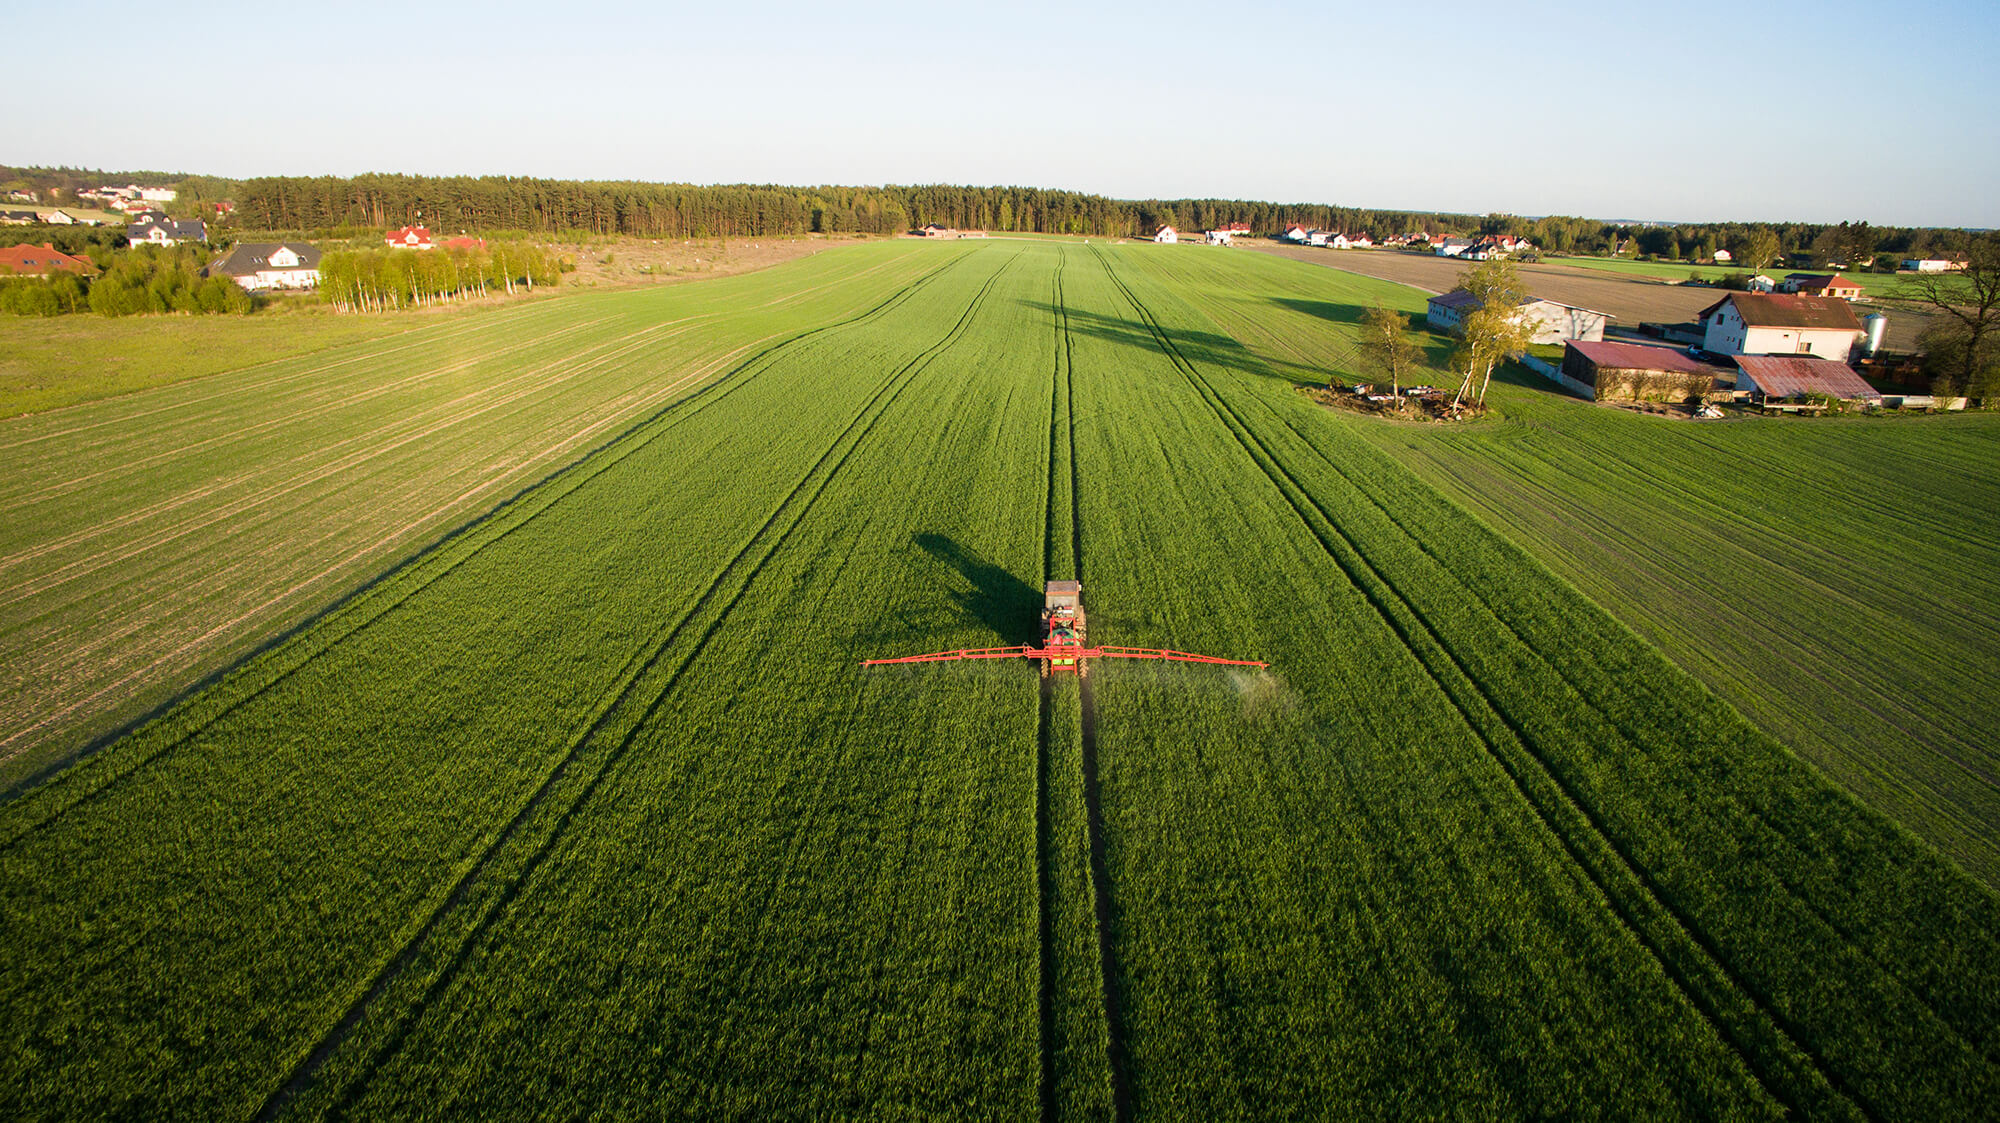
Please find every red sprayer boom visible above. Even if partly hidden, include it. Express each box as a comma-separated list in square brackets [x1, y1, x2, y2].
[861, 581, 1267, 677]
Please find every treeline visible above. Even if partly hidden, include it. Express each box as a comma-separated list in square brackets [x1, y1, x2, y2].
[224, 173, 1481, 242]
[0, 245, 252, 317]
[319, 245, 563, 313]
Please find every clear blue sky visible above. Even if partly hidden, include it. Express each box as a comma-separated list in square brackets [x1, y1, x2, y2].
[9, 0, 1997, 227]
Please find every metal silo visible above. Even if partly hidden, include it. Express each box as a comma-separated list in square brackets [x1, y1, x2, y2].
[1862, 312, 1889, 356]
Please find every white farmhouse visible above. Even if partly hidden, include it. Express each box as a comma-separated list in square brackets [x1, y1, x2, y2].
[128, 217, 208, 247]
[1697, 293, 1863, 363]
[1902, 258, 1966, 272]
[208, 242, 322, 290]
[139, 187, 178, 203]
[1154, 225, 1178, 244]
[1283, 224, 1310, 242]
[1426, 290, 1609, 345]
[1712, 248, 1733, 263]
[1746, 274, 1777, 293]
[1434, 237, 1475, 257]
[1205, 230, 1232, 245]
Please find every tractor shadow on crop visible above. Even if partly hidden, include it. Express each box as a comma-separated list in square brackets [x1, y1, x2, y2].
[913, 533, 1042, 645]
[1021, 299, 1331, 390]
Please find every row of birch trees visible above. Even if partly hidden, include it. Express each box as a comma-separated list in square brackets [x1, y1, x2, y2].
[318, 244, 562, 312]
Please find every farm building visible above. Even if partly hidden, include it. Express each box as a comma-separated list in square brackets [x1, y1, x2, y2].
[1434, 237, 1475, 257]
[127, 217, 208, 247]
[0, 210, 38, 225]
[1780, 273, 1863, 299]
[1306, 230, 1330, 247]
[1154, 226, 1177, 244]
[1901, 257, 1966, 272]
[1746, 274, 1778, 293]
[1734, 355, 1880, 405]
[1562, 339, 1725, 403]
[441, 235, 486, 252]
[1427, 289, 1609, 345]
[0, 243, 94, 276]
[1215, 222, 1252, 238]
[1713, 249, 1733, 263]
[207, 242, 322, 291]
[1204, 230, 1232, 245]
[386, 225, 435, 250]
[1698, 293, 1862, 362]
[1283, 224, 1310, 242]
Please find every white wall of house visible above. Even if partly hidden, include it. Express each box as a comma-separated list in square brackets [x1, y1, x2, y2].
[1154, 227, 1177, 244]
[1520, 300, 1606, 344]
[1702, 303, 1857, 361]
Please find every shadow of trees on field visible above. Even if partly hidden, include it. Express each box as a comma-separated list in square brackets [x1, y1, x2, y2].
[1273, 297, 1375, 327]
[1020, 299, 1333, 390]
[913, 533, 1042, 645]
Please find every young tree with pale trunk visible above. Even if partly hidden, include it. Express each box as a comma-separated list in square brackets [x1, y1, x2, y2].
[1450, 259, 1534, 409]
[1359, 304, 1423, 401]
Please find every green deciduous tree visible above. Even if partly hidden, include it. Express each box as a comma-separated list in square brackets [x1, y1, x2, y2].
[1908, 239, 2000, 405]
[1452, 259, 1534, 408]
[1359, 304, 1423, 400]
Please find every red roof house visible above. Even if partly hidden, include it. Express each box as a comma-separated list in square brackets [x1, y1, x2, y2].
[385, 225, 434, 250]
[441, 236, 487, 252]
[0, 243, 94, 275]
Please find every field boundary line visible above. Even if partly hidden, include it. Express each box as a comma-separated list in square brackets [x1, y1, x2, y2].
[1090, 245, 1867, 1121]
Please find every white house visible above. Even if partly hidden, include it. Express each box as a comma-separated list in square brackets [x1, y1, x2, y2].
[1434, 237, 1475, 257]
[1712, 248, 1733, 263]
[139, 187, 178, 203]
[1902, 258, 1966, 272]
[1283, 224, 1310, 242]
[1426, 290, 1609, 345]
[1746, 274, 1777, 293]
[127, 218, 208, 247]
[208, 242, 322, 290]
[1698, 293, 1863, 363]
[1306, 230, 1329, 246]
[1205, 230, 1232, 245]
[1343, 233, 1373, 248]
[1780, 273, 1864, 300]
[1154, 225, 1177, 244]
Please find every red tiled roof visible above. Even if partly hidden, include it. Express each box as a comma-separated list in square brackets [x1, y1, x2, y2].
[1566, 339, 1712, 374]
[0, 243, 91, 274]
[1699, 292, 1862, 331]
[1735, 355, 1878, 399]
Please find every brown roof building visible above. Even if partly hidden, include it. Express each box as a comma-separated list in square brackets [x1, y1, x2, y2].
[1734, 355, 1879, 402]
[1698, 293, 1864, 362]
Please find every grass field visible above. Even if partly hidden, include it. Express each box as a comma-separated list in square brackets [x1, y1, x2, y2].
[2, 240, 1996, 1119]
[1548, 254, 1932, 299]
[1129, 245, 2000, 889]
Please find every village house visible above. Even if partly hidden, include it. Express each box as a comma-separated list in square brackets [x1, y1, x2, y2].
[206, 242, 322, 290]
[1712, 248, 1733, 263]
[1205, 229, 1233, 245]
[441, 235, 487, 252]
[4, 190, 37, 204]
[1901, 257, 1966, 272]
[1215, 222, 1252, 238]
[1283, 224, 1310, 242]
[0, 210, 39, 225]
[1561, 339, 1724, 403]
[1733, 355, 1880, 405]
[1433, 236, 1475, 257]
[1154, 225, 1178, 244]
[0, 243, 94, 276]
[139, 187, 177, 203]
[917, 224, 954, 237]
[127, 217, 208, 248]
[386, 225, 435, 250]
[1427, 289, 1609, 345]
[1746, 274, 1778, 293]
[1780, 273, 1863, 300]
[1306, 230, 1330, 247]
[1698, 293, 1863, 363]
[36, 210, 78, 225]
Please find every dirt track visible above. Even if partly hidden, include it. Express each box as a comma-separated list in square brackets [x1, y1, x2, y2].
[1246, 243, 1932, 351]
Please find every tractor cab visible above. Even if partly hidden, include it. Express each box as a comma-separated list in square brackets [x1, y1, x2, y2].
[1043, 581, 1085, 676]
